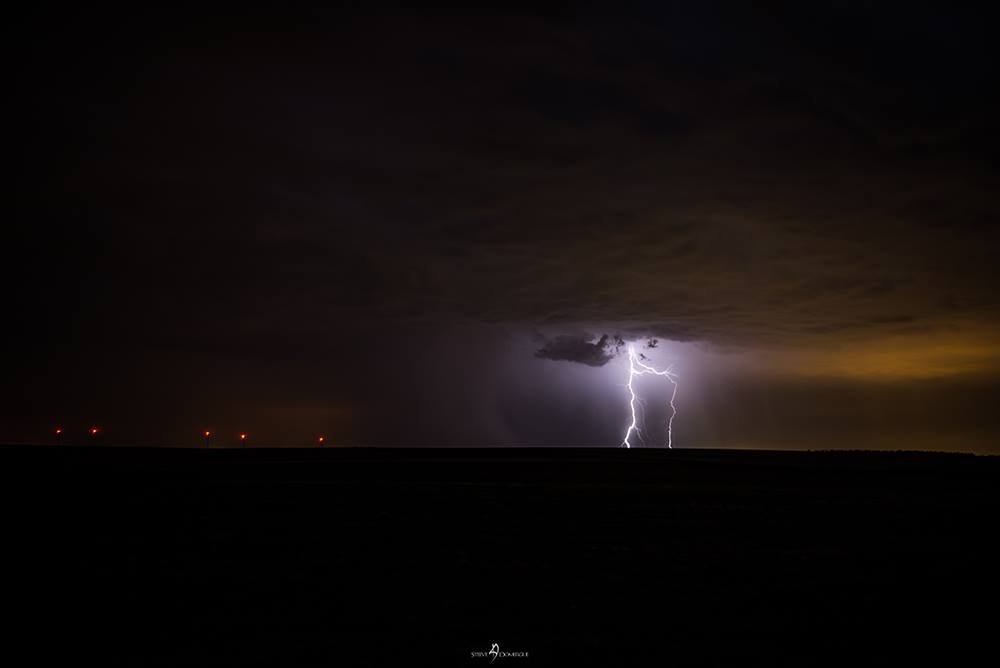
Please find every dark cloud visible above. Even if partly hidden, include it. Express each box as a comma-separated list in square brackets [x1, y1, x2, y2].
[92, 7, 993, 353]
[14, 6, 1000, 356]
[534, 334, 624, 366]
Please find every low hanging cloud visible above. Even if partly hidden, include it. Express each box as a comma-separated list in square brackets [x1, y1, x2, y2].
[534, 334, 625, 366]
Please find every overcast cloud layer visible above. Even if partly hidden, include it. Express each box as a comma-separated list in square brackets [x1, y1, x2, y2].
[39, 9, 996, 350]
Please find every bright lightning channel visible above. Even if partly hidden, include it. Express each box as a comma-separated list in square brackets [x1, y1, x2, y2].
[622, 343, 679, 449]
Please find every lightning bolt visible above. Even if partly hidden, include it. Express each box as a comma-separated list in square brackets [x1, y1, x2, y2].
[622, 343, 679, 448]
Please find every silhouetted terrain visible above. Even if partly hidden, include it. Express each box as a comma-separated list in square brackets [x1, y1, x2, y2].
[9, 447, 999, 665]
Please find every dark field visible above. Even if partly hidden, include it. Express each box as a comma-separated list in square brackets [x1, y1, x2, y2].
[9, 447, 1000, 666]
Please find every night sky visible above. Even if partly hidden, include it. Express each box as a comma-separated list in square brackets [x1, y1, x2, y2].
[7, 4, 1000, 450]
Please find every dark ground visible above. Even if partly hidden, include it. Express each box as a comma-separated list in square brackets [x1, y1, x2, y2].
[8, 447, 1000, 666]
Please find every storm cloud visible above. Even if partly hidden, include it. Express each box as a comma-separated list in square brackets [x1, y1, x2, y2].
[38, 6, 997, 359]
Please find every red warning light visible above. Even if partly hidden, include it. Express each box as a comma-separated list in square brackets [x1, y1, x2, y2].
[90, 427, 99, 436]
[55, 427, 63, 435]
[317, 435, 325, 444]
[239, 433, 247, 441]
[204, 431, 211, 437]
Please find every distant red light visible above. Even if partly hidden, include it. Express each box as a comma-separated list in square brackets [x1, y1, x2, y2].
[204, 431, 211, 437]
[55, 428, 63, 435]
[317, 436, 325, 444]
[90, 427, 99, 435]
[239, 433, 247, 440]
